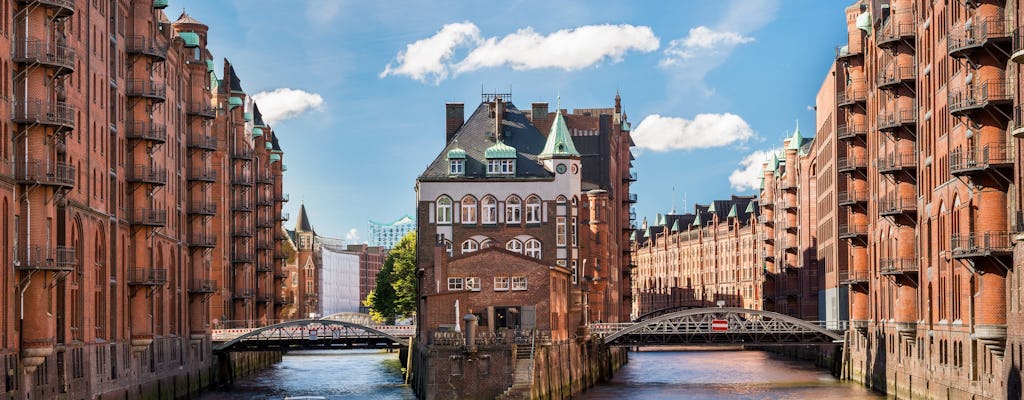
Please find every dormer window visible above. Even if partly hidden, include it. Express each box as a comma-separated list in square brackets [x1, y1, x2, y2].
[487, 159, 515, 175]
[447, 147, 466, 176]
[484, 140, 516, 176]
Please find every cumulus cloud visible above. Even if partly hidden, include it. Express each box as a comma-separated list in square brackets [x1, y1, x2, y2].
[380, 22, 658, 84]
[729, 149, 776, 191]
[252, 88, 325, 125]
[631, 113, 755, 152]
[379, 22, 482, 84]
[345, 228, 360, 243]
[660, 26, 753, 67]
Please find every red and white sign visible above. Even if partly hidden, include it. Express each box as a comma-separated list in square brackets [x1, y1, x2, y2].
[711, 319, 729, 332]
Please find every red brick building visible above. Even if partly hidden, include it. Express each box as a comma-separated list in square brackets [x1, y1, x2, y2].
[0, 3, 288, 398]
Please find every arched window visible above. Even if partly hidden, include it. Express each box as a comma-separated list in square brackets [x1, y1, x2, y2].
[525, 195, 541, 223]
[461, 239, 478, 254]
[481, 196, 497, 224]
[480, 238, 495, 249]
[506, 239, 523, 253]
[444, 240, 453, 257]
[506, 195, 521, 224]
[524, 239, 542, 259]
[461, 196, 477, 224]
[556, 195, 567, 204]
[436, 196, 452, 224]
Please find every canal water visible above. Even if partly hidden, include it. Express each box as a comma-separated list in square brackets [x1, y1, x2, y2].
[199, 349, 884, 399]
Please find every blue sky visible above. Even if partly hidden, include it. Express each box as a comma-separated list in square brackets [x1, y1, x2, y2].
[170, 0, 847, 241]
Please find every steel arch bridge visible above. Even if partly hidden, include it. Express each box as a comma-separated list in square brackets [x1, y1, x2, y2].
[213, 319, 410, 353]
[591, 307, 846, 347]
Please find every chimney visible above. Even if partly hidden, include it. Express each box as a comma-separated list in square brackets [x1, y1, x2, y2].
[494, 97, 505, 140]
[531, 102, 549, 125]
[445, 103, 464, 144]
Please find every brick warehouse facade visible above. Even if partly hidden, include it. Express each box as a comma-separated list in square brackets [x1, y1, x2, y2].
[413, 94, 634, 399]
[0, 2, 289, 398]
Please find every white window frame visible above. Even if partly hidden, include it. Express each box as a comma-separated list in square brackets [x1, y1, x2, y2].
[461, 196, 477, 224]
[571, 217, 578, 247]
[525, 196, 541, 223]
[525, 239, 541, 259]
[481, 196, 497, 224]
[449, 159, 464, 175]
[556, 217, 566, 247]
[487, 160, 500, 174]
[448, 277, 464, 291]
[436, 196, 453, 224]
[571, 260, 578, 285]
[506, 196, 522, 224]
[511, 277, 528, 291]
[466, 277, 481, 291]
[500, 159, 515, 174]
[444, 240, 453, 257]
[461, 240, 478, 254]
[506, 239, 523, 253]
[494, 277, 510, 291]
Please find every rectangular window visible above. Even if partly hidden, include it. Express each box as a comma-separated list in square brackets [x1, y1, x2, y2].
[466, 277, 481, 291]
[447, 277, 463, 291]
[501, 159, 515, 174]
[556, 217, 566, 246]
[494, 277, 509, 291]
[488, 159, 515, 174]
[511, 277, 528, 291]
[571, 260, 578, 284]
[487, 160, 500, 174]
[571, 217, 578, 247]
[449, 160, 464, 175]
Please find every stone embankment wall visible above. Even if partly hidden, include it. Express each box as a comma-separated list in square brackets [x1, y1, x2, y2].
[526, 340, 628, 399]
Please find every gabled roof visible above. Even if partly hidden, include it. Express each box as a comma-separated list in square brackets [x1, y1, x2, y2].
[419, 101, 553, 180]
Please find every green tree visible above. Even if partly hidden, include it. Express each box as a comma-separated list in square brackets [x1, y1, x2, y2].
[366, 231, 417, 323]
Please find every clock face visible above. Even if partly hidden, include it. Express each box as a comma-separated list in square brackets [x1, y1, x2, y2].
[556, 164, 567, 174]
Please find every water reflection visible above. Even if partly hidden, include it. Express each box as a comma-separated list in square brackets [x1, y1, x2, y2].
[581, 350, 886, 399]
[198, 349, 413, 400]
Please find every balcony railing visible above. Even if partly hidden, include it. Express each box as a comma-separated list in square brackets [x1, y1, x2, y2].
[232, 201, 253, 212]
[13, 39, 76, 72]
[879, 196, 917, 217]
[949, 144, 1014, 176]
[877, 63, 916, 89]
[233, 288, 255, 300]
[125, 35, 168, 59]
[127, 268, 167, 286]
[279, 212, 290, 221]
[188, 134, 218, 151]
[256, 261, 274, 273]
[17, 160, 75, 188]
[876, 152, 917, 174]
[948, 81, 1012, 115]
[879, 258, 918, 276]
[877, 16, 916, 47]
[626, 193, 638, 203]
[231, 174, 253, 186]
[948, 17, 1011, 58]
[189, 279, 218, 294]
[836, 88, 867, 107]
[15, 245, 76, 271]
[232, 251, 254, 264]
[839, 270, 870, 285]
[256, 218, 274, 228]
[1014, 29, 1024, 64]
[130, 208, 167, 226]
[18, 0, 75, 15]
[255, 174, 273, 185]
[126, 79, 167, 102]
[232, 148, 254, 160]
[274, 250, 288, 260]
[837, 156, 867, 172]
[877, 108, 917, 131]
[951, 232, 1013, 258]
[624, 171, 637, 182]
[276, 193, 290, 203]
[233, 226, 254, 237]
[837, 190, 867, 206]
[187, 167, 217, 183]
[127, 165, 167, 186]
[837, 123, 866, 140]
[189, 233, 216, 248]
[255, 195, 273, 206]
[256, 292, 274, 303]
[187, 102, 217, 118]
[839, 224, 868, 239]
[12, 99, 76, 129]
[835, 42, 863, 60]
[126, 121, 167, 143]
[256, 240, 273, 250]
[188, 200, 217, 216]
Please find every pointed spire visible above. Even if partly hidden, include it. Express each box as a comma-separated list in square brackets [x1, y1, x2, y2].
[692, 212, 702, 227]
[787, 120, 803, 150]
[671, 219, 681, 232]
[539, 102, 581, 159]
[295, 203, 314, 233]
[745, 200, 756, 214]
[727, 204, 738, 219]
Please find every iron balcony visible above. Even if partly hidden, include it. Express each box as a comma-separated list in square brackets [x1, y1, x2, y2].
[835, 43, 863, 60]
[1013, 29, 1024, 64]
[876, 152, 917, 175]
[839, 270, 870, 285]
[13, 39, 76, 73]
[189, 279, 218, 294]
[949, 144, 1014, 176]
[836, 88, 867, 107]
[125, 35, 168, 60]
[233, 288, 255, 300]
[188, 167, 217, 183]
[125, 121, 167, 143]
[127, 165, 168, 186]
[838, 224, 868, 239]
[274, 250, 288, 260]
[878, 196, 917, 217]
[276, 193, 290, 202]
[15, 245, 76, 272]
[188, 200, 217, 216]
[232, 148, 254, 160]
[188, 134, 218, 151]
[127, 268, 167, 286]
[878, 258, 918, 276]
[877, 108, 916, 131]
[877, 63, 916, 90]
[256, 292, 273, 303]
[877, 16, 916, 47]
[126, 79, 167, 102]
[837, 156, 867, 172]
[626, 193, 638, 203]
[255, 174, 274, 185]
[232, 251, 254, 264]
[257, 262, 274, 273]
[256, 240, 273, 250]
[18, 0, 75, 16]
[12, 99, 76, 129]
[255, 195, 273, 206]
[189, 233, 217, 248]
[231, 174, 254, 186]
[948, 81, 1012, 116]
[256, 218, 274, 228]
[836, 123, 866, 140]
[837, 190, 867, 206]
[187, 102, 217, 119]
[17, 160, 75, 189]
[232, 202, 253, 213]
[130, 208, 167, 227]
[233, 226, 254, 237]
[947, 17, 1011, 59]
[279, 212, 290, 221]
[950, 232, 1013, 259]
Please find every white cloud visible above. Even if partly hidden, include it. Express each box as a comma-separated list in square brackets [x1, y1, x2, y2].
[379, 22, 482, 84]
[631, 113, 755, 152]
[252, 88, 325, 125]
[380, 22, 658, 84]
[345, 228, 360, 243]
[660, 26, 753, 67]
[454, 24, 659, 73]
[729, 149, 775, 191]
[306, 1, 344, 27]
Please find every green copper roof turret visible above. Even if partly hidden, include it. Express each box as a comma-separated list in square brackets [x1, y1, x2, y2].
[154, 0, 168, 9]
[270, 153, 281, 163]
[243, 112, 254, 122]
[643, 228, 651, 239]
[786, 122, 804, 150]
[265, 142, 273, 150]
[745, 201, 756, 214]
[228, 96, 243, 110]
[178, 32, 200, 48]
[282, 164, 288, 172]
[205, 59, 215, 72]
[252, 127, 264, 138]
[727, 204, 738, 218]
[539, 109, 580, 159]
[630, 231, 637, 241]
[692, 213, 702, 227]
[671, 219, 681, 232]
[484, 141, 517, 159]
[655, 213, 665, 226]
[447, 147, 466, 159]
[707, 202, 716, 214]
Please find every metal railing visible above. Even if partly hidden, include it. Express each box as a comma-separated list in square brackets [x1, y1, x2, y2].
[127, 268, 167, 285]
[188, 134, 218, 150]
[949, 144, 1014, 175]
[187, 167, 217, 182]
[17, 160, 75, 187]
[188, 200, 217, 215]
[837, 190, 867, 205]
[948, 17, 1011, 57]
[879, 258, 918, 275]
[878, 15, 916, 46]
[836, 88, 867, 106]
[839, 270, 870, 285]
[126, 121, 167, 142]
[837, 123, 866, 139]
[232, 251, 254, 263]
[835, 42, 863, 59]
[950, 232, 1014, 258]
[19, 0, 76, 13]
[876, 152, 917, 173]
[187, 102, 217, 118]
[877, 63, 916, 88]
[233, 226, 254, 237]
[879, 196, 916, 216]
[125, 35, 168, 59]
[232, 148, 254, 160]
[127, 164, 168, 185]
[948, 81, 1012, 114]
[126, 79, 167, 100]
[13, 39, 76, 71]
[837, 156, 867, 171]
[190, 233, 216, 248]
[12, 99, 76, 128]
[189, 279, 218, 294]
[130, 208, 167, 226]
[231, 174, 253, 186]
[838, 224, 868, 238]
[233, 288, 255, 299]
[877, 108, 917, 131]
[15, 245, 76, 271]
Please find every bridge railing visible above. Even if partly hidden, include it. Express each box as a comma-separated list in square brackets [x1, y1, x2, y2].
[211, 319, 416, 342]
[588, 320, 849, 336]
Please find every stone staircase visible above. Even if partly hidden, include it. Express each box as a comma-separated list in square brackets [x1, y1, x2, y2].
[497, 340, 535, 400]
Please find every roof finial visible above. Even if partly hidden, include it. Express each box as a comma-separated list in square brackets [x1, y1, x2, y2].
[556, 93, 561, 113]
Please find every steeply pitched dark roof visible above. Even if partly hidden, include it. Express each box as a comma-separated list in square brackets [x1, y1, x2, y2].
[224, 59, 243, 93]
[295, 204, 315, 234]
[253, 104, 266, 126]
[419, 101, 553, 180]
[271, 134, 282, 151]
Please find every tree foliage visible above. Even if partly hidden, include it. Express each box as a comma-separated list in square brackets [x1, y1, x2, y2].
[366, 231, 417, 323]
